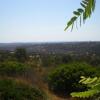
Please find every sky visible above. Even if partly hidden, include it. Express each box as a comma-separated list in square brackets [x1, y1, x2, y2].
[0, 0, 100, 43]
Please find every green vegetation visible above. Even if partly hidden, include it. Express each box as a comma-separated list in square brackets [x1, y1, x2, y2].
[0, 0, 98, 99]
[47, 62, 99, 95]
[0, 47, 100, 99]
[65, 0, 96, 31]
[0, 78, 46, 100]
[41, 54, 72, 67]
[0, 61, 30, 76]
[71, 76, 100, 100]
[15, 48, 28, 62]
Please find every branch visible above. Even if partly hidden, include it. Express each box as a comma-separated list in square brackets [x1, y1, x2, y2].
[64, 0, 96, 31]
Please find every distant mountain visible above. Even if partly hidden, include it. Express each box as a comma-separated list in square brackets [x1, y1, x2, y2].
[0, 42, 100, 55]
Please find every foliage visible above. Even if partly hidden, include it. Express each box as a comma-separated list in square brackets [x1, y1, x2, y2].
[0, 78, 46, 100]
[89, 56, 100, 66]
[64, 0, 96, 31]
[71, 76, 100, 100]
[47, 62, 99, 95]
[41, 54, 73, 67]
[0, 50, 13, 62]
[0, 61, 30, 76]
[14, 48, 28, 62]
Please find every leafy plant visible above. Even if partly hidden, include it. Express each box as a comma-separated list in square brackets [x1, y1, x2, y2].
[0, 78, 46, 100]
[71, 76, 100, 100]
[47, 62, 99, 95]
[64, 0, 96, 31]
[0, 61, 30, 76]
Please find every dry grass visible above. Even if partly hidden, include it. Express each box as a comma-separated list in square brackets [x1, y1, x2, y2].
[0, 65, 76, 100]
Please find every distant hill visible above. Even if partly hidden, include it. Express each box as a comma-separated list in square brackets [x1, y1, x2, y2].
[0, 42, 100, 55]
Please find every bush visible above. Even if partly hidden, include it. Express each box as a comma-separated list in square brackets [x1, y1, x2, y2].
[0, 61, 30, 76]
[0, 79, 46, 100]
[47, 62, 99, 95]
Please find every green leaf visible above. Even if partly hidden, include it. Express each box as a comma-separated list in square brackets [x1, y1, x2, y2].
[73, 11, 80, 16]
[64, 16, 77, 31]
[82, 0, 88, 5]
[65, 0, 96, 31]
[80, 3, 86, 8]
[71, 76, 100, 99]
[77, 8, 84, 13]
[71, 89, 99, 98]
[71, 16, 77, 22]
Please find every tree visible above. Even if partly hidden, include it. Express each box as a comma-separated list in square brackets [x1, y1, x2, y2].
[14, 48, 28, 62]
[64, 0, 96, 31]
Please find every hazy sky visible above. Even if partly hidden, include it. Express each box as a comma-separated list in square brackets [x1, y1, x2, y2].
[0, 0, 100, 43]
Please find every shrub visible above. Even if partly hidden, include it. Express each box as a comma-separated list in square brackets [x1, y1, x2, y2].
[0, 61, 30, 76]
[0, 79, 46, 100]
[47, 62, 99, 95]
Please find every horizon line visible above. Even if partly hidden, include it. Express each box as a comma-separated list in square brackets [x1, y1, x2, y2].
[0, 41, 100, 44]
